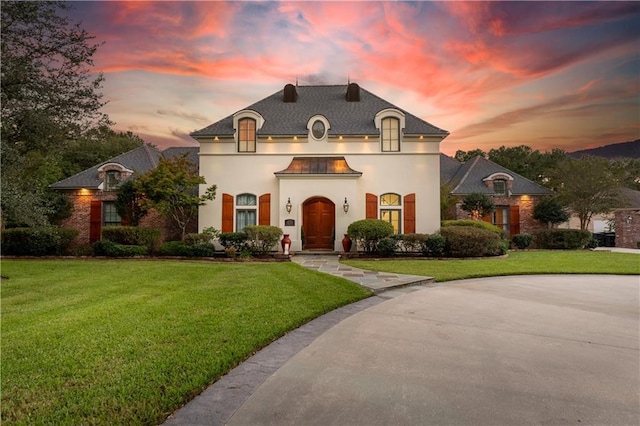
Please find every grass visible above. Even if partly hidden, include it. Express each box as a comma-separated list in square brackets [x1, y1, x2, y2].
[343, 250, 640, 282]
[0, 260, 371, 425]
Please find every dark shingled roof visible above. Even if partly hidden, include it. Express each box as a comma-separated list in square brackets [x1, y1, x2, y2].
[441, 155, 552, 196]
[50, 146, 199, 190]
[275, 157, 362, 176]
[191, 85, 449, 138]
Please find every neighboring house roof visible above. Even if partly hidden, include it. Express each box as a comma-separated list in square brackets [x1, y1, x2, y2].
[191, 84, 449, 138]
[441, 154, 552, 196]
[275, 157, 362, 176]
[619, 188, 640, 208]
[50, 145, 199, 190]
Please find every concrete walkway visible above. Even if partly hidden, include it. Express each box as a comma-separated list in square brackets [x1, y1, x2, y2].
[290, 253, 435, 296]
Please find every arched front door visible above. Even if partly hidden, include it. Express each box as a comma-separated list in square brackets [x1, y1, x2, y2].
[303, 197, 335, 250]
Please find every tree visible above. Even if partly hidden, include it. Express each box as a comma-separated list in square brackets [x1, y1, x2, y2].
[1, 1, 110, 227]
[454, 149, 486, 162]
[488, 145, 566, 184]
[548, 156, 627, 230]
[460, 193, 495, 220]
[135, 154, 217, 240]
[440, 183, 457, 220]
[533, 197, 570, 229]
[115, 180, 148, 226]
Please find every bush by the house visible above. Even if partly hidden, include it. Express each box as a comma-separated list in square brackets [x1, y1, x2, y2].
[101, 226, 160, 251]
[376, 237, 397, 257]
[347, 219, 394, 254]
[535, 229, 592, 250]
[395, 233, 427, 253]
[440, 226, 506, 258]
[422, 233, 446, 257]
[512, 233, 533, 250]
[244, 225, 283, 256]
[1, 227, 78, 256]
[441, 219, 504, 236]
[157, 240, 216, 257]
[218, 232, 248, 251]
[92, 240, 148, 257]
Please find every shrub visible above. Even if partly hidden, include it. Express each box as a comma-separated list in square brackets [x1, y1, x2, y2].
[535, 229, 592, 250]
[422, 233, 446, 257]
[244, 225, 283, 257]
[441, 219, 504, 236]
[512, 233, 533, 250]
[396, 233, 427, 253]
[92, 240, 148, 257]
[1, 227, 78, 256]
[440, 226, 505, 258]
[101, 226, 160, 251]
[157, 241, 216, 257]
[376, 238, 397, 257]
[347, 219, 394, 254]
[218, 232, 248, 250]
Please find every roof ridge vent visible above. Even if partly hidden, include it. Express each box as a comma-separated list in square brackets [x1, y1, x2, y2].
[283, 83, 297, 102]
[346, 82, 360, 102]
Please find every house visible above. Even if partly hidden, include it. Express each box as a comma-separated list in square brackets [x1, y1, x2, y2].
[50, 145, 198, 246]
[440, 154, 552, 238]
[190, 83, 449, 251]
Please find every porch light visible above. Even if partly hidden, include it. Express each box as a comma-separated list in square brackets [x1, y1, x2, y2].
[343, 197, 349, 213]
[285, 197, 292, 214]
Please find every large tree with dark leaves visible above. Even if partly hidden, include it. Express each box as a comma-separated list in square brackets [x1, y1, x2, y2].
[1, 1, 111, 226]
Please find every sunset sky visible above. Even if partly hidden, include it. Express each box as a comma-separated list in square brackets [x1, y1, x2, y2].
[68, 1, 640, 155]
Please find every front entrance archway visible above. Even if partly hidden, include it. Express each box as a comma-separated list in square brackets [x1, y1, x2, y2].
[303, 197, 335, 250]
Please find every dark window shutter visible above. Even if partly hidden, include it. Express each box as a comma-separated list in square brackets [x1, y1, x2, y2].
[259, 193, 271, 225]
[89, 200, 102, 243]
[222, 193, 234, 233]
[404, 193, 416, 234]
[509, 205, 520, 237]
[366, 193, 377, 219]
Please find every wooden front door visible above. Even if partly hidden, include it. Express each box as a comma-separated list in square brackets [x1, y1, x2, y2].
[303, 197, 335, 250]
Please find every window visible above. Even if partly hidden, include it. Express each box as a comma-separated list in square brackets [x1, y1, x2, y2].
[236, 193, 257, 231]
[492, 206, 510, 233]
[494, 179, 507, 195]
[105, 170, 120, 191]
[380, 193, 401, 234]
[103, 202, 121, 226]
[381, 117, 400, 152]
[238, 118, 256, 152]
[311, 120, 326, 139]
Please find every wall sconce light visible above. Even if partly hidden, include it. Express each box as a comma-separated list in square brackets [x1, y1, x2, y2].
[626, 215, 633, 224]
[285, 197, 292, 214]
[343, 197, 349, 213]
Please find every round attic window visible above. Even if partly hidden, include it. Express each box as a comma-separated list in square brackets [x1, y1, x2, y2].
[312, 120, 326, 139]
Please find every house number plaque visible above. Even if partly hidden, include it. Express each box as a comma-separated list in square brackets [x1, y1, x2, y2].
[284, 219, 295, 227]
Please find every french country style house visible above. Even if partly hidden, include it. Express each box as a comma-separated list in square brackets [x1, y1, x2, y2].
[190, 83, 450, 251]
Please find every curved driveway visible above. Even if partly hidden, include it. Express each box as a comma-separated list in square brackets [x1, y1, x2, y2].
[227, 275, 639, 425]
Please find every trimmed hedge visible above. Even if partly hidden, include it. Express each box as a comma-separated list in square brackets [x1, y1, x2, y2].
[440, 226, 507, 258]
[535, 229, 592, 250]
[394, 234, 427, 253]
[347, 219, 394, 254]
[422, 233, 446, 257]
[1, 227, 78, 256]
[92, 240, 148, 257]
[101, 226, 160, 251]
[157, 241, 216, 257]
[376, 238, 397, 257]
[219, 232, 248, 251]
[512, 233, 533, 250]
[441, 219, 504, 235]
[244, 225, 283, 256]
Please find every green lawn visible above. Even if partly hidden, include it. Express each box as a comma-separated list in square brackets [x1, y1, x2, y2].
[0, 260, 371, 425]
[343, 250, 640, 282]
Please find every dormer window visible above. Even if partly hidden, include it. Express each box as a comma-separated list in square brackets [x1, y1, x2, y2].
[381, 117, 400, 152]
[307, 115, 330, 142]
[238, 118, 256, 152]
[312, 120, 326, 139]
[494, 179, 507, 195]
[105, 171, 120, 191]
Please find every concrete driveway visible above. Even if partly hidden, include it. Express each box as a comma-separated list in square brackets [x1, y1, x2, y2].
[226, 275, 639, 425]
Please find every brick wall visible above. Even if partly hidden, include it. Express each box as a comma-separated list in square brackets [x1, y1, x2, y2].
[60, 189, 198, 247]
[614, 209, 640, 249]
